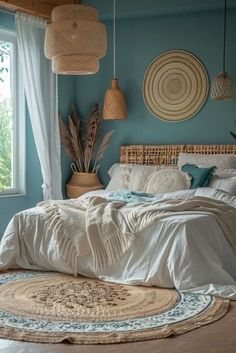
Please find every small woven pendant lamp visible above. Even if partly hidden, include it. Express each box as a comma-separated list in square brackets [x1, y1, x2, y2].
[103, 0, 127, 120]
[211, 0, 234, 100]
[44, 0, 107, 75]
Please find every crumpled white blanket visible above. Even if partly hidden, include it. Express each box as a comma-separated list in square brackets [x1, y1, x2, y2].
[37, 196, 134, 273]
[1, 187, 236, 300]
[37, 194, 236, 273]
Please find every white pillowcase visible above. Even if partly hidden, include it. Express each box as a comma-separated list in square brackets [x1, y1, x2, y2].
[106, 162, 236, 194]
[214, 169, 236, 178]
[177, 153, 236, 170]
[209, 177, 236, 194]
[146, 169, 191, 194]
[208, 169, 236, 194]
[106, 164, 177, 191]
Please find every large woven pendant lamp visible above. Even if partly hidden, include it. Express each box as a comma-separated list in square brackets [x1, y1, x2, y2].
[103, 0, 127, 120]
[211, 0, 234, 100]
[44, 0, 107, 75]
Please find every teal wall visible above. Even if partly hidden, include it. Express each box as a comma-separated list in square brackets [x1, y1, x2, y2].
[75, 9, 236, 186]
[1, 6, 236, 236]
[0, 11, 75, 237]
[85, 0, 236, 19]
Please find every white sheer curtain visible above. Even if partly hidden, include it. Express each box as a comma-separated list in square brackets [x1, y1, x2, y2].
[15, 13, 62, 200]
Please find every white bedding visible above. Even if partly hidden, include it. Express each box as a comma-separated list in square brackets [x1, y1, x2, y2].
[1, 188, 236, 300]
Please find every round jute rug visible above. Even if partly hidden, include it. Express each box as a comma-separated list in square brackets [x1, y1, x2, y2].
[0, 271, 229, 344]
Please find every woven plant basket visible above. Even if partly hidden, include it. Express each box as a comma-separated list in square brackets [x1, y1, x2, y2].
[66, 172, 103, 198]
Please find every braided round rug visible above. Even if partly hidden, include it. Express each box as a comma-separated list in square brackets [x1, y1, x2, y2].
[0, 271, 229, 344]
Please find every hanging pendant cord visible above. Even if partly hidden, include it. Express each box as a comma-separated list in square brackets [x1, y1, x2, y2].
[223, 0, 227, 72]
[113, 0, 116, 79]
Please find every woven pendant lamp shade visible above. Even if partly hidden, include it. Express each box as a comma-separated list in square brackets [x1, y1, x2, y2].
[211, 0, 234, 100]
[103, 0, 127, 120]
[103, 79, 127, 120]
[211, 71, 234, 100]
[44, 5, 107, 75]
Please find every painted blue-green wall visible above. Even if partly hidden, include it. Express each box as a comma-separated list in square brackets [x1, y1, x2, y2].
[1, 6, 236, 236]
[0, 11, 75, 236]
[75, 9, 236, 186]
[85, 0, 236, 19]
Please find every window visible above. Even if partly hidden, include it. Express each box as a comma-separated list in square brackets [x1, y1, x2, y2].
[0, 27, 25, 196]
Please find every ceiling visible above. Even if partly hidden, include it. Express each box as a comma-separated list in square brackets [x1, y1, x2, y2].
[0, 0, 72, 18]
[0, 0, 236, 20]
[84, 0, 236, 20]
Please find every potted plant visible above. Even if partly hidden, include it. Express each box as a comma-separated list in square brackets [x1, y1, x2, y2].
[59, 103, 114, 198]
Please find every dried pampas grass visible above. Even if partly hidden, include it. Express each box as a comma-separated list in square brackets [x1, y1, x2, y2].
[84, 104, 100, 173]
[59, 103, 114, 173]
[92, 130, 115, 173]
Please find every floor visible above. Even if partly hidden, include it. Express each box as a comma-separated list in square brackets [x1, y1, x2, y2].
[0, 302, 235, 353]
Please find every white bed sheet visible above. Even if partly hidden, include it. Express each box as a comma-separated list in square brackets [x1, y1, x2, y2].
[1, 188, 236, 299]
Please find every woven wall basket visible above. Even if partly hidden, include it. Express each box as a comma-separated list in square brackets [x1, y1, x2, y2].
[143, 50, 209, 122]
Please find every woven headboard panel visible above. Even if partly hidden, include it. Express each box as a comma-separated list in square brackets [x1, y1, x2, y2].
[120, 144, 236, 166]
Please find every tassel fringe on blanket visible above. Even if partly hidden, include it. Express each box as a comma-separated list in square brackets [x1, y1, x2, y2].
[38, 192, 236, 274]
[37, 201, 79, 276]
[38, 196, 136, 273]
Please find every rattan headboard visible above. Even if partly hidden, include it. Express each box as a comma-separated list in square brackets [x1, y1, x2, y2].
[120, 144, 236, 166]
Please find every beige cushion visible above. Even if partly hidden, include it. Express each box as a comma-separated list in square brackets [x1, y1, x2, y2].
[106, 164, 177, 191]
[146, 169, 191, 194]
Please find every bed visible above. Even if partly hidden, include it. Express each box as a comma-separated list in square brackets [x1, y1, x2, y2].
[0, 144, 236, 351]
[1, 143, 236, 299]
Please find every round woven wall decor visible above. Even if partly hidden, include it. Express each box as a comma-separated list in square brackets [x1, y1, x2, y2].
[143, 50, 209, 122]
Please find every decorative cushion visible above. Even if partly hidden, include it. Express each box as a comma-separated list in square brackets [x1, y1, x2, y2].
[146, 169, 191, 194]
[106, 164, 177, 191]
[182, 164, 216, 189]
[178, 153, 236, 170]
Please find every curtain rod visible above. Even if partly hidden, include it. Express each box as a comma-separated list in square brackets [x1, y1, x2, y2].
[0, 7, 15, 16]
[0, 6, 49, 20]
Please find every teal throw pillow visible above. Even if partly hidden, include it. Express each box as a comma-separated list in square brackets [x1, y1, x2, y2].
[181, 164, 216, 189]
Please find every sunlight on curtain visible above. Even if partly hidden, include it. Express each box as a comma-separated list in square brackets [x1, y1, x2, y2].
[15, 13, 62, 200]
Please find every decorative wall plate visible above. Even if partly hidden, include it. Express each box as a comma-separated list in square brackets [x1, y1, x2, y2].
[143, 50, 209, 122]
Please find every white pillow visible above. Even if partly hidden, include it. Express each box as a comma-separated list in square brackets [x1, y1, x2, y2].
[209, 174, 236, 195]
[106, 164, 177, 191]
[146, 169, 191, 194]
[214, 169, 236, 178]
[177, 153, 236, 170]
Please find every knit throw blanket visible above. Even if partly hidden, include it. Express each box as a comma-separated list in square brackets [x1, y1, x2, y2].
[38, 192, 236, 274]
[108, 190, 156, 203]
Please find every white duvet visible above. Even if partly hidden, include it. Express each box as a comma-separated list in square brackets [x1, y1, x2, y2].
[1, 187, 236, 300]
